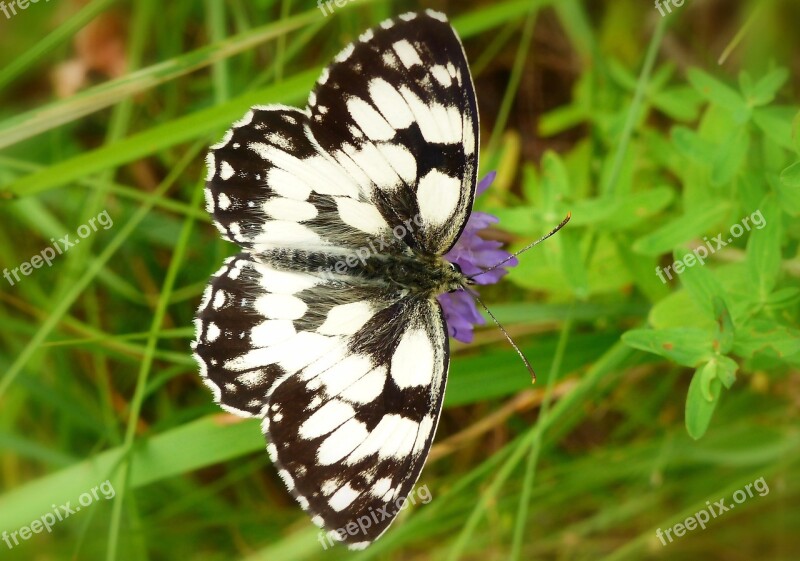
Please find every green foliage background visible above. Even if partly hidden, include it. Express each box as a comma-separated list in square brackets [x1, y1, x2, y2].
[0, 0, 798, 559]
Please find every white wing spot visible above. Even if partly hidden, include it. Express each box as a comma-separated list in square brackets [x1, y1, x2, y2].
[251, 319, 295, 347]
[340, 366, 386, 404]
[329, 484, 360, 512]
[391, 329, 435, 388]
[264, 166, 312, 200]
[393, 39, 423, 68]
[417, 169, 462, 227]
[205, 153, 215, 181]
[369, 78, 414, 130]
[334, 43, 355, 63]
[371, 477, 392, 498]
[220, 161, 235, 180]
[204, 188, 215, 213]
[206, 322, 221, 343]
[299, 400, 354, 440]
[334, 197, 389, 236]
[346, 97, 396, 141]
[318, 418, 368, 465]
[377, 143, 417, 185]
[254, 293, 307, 320]
[262, 197, 318, 222]
[431, 64, 452, 86]
[317, 301, 374, 336]
[212, 290, 226, 310]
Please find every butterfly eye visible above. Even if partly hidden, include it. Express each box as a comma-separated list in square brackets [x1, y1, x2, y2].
[449, 262, 462, 274]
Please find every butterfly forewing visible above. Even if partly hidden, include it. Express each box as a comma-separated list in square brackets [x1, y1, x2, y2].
[307, 11, 479, 254]
[205, 106, 404, 254]
[194, 9, 479, 549]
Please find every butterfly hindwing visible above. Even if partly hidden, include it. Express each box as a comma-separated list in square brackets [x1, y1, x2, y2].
[264, 296, 448, 548]
[193, 252, 403, 417]
[307, 10, 479, 255]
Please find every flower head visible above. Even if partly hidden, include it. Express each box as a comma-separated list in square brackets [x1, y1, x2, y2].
[437, 172, 518, 343]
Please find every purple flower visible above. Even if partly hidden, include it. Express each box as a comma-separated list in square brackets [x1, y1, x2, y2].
[437, 172, 518, 343]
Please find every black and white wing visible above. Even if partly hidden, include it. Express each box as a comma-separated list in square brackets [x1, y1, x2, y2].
[204, 105, 405, 255]
[195, 8, 479, 549]
[193, 254, 448, 548]
[307, 10, 479, 255]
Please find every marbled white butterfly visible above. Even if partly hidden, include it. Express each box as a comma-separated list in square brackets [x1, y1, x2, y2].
[193, 10, 488, 548]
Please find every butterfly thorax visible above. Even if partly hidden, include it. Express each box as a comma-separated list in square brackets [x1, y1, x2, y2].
[362, 252, 467, 296]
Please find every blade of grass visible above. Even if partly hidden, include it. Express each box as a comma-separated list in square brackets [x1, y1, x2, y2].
[510, 311, 573, 560]
[0, 143, 203, 400]
[1, 69, 317, 198]
[445, 341, 633, 560]
[105, 157, 206, 561]
[0, 11, 318, 150]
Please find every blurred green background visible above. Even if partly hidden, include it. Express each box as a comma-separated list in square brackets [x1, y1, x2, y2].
[1, 0, 798, 559]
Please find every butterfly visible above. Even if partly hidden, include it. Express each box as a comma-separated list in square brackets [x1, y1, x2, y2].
[193, 10, 486, 549]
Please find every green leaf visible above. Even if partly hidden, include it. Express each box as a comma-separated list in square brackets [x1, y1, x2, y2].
[713, 297, 735, 355]
[776, 163, 800, 215]
[649, 290, 717, 331]
[763, 287, 800, 307]
[753, 106, 797, 151]
[746, 198, 783, 298]
[745, 67, 789, 107]
[599, 188, 674, 230]
[715, 355, 739, 389]
[558, 231, 589, 299]
[673, 247, 728, 320]
[779, 160, 800, 188]
[561, 197, 617, 226]
[632, 202, 731, 255]
[490, 206, 542, 235]
[712, 129, 750, 186]
[735, 171, 770, 213]
[539, 104, 587, 137]
[685, 361, 723, 440]
[733, 320, 800, 359]
[0, 415, 263, 532]
[794, 110, 800, 155]
[651, 86, 702, 122]
[671, 126, 716, 163]
[540, 150, 571, 208]
[687, 68, 750, 122]
[622, 328, 714, 367]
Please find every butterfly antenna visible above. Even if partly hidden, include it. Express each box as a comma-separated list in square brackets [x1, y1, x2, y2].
[467, 211, 572, 282]
[471, 292, 536, 383]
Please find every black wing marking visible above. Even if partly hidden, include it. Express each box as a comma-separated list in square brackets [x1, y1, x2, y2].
[306, 10, 479, 255]
[205, 106, 406, 255]
[193, 253, 399, 417]
[264, 296, 448, 548]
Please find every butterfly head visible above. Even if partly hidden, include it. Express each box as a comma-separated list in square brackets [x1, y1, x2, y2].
[447, 261, 474, 291]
